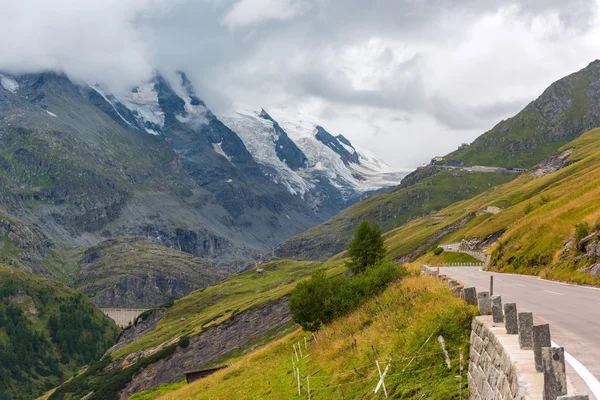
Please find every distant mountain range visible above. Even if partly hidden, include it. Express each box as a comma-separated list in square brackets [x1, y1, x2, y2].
[0, 70, 405, 306]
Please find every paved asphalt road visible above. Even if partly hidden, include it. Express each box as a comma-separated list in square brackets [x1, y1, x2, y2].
[439, 267, 600, 399]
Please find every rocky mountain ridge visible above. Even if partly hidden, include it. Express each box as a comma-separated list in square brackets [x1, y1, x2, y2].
[0, 69, 402, 306]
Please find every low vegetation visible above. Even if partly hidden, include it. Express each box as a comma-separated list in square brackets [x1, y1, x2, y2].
[0, 266, 118, 400]
[275, 169, 515, 261]
[417, 250, 481, 265]
[111, 259, 344, 359]
[379, 128, 600, 285]
[154, 275, 476, 400]
[289, 262, 407, 331]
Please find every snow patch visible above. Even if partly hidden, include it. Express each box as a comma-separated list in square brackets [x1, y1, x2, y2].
[45, 110, 57, 118]
[0, 74, 19, 93]
[222, 108, 407, 200]
[91, 85, 135, 129]
[340, 142, 356, 154]
[119, 82, 165, 130]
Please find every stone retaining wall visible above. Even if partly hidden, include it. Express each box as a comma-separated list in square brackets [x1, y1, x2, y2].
[469, 316, 540, 399]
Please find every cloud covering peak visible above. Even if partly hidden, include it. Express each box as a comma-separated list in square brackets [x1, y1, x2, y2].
[1, 0, 600, 167]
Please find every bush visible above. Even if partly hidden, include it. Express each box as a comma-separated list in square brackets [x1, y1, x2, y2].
[347, 221, 386, 274]
[433, 247, 444, 255]
[575, 222, 591, 243]
[288, 262, 407, 331]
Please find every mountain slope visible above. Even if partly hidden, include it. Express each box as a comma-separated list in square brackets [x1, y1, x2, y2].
[221, 108, 406, 217]
[0, 265, 118, 400]
[275, 169, 514, 260]
[445, 60, 600, 168]
[378, 128, 600, 285]
[75, 237, 229, 308]
[276, 60, 600, 261]
[0, 70, 400, 304]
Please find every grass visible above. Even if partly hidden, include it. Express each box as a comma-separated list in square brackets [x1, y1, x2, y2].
[154, 275, 476, 400]
[416, 251, 481, 265]
[130, 381, 187, 400]
[111, 259, 345, 359]
[377, 128, 600, 285]
[445, 62, 598, 168]
[278, 169, 515, 261]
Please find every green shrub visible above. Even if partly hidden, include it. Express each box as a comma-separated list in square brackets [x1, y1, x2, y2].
[575, 222, 591, 243]
[288, 262, 407, 331]
[178, 335, 190, 348]
[433, 247, 444, 255]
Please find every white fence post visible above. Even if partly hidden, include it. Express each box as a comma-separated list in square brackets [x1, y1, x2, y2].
[374, 359, 391, 398]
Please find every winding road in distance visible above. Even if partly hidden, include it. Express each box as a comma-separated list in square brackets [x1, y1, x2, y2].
[439, 267, 600, 400]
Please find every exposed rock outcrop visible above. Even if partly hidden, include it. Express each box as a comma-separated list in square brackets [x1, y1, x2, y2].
[530, 148, 574, 178]
[117, 296, 291, 399]
[76, 237, 229, 308]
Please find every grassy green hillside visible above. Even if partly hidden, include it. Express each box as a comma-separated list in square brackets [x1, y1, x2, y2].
[275, 169, 515, 261]
[111, 259, 343, 359]
[151, 274, 475, 400]
[379, 128, 600, 284]
[0, 265, 118, 400]
[45, 259, 345, 399]
[445, 60, 600, 168]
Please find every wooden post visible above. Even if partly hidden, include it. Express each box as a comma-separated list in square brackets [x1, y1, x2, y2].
[292, 356, 296, 378]
[312, 333, 317, 343]
[306, 375, 310, 400]
[294, 344, 299, 361]
[298, 342, 303, 358]
[490, 275, 494, 296]
[304, 337, 308, 349]
[459, 349, 464, 399]
[374, 359, 391, 398]
[297, 367, 301, 396]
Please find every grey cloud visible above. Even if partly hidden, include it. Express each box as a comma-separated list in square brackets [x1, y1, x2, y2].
[0, 0, 598, 167]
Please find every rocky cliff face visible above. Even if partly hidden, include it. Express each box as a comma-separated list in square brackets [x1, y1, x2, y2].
[76, 237, 229, 308]
[116, 296, 291, 399]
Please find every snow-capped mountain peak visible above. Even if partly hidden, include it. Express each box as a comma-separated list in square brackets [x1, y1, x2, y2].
[221, 107, 407, 206]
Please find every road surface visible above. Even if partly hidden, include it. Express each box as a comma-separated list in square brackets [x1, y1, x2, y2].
[439, 267, 600, 399]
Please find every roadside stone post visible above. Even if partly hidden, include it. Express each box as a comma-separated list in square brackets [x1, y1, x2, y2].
[491, 295, 504, 323]
[504, 303, 518, 334]
[463, 287, 477, 305]
[518, 312, 533, 349]
[477, 291, 491, 315]
[533, 324, 552, 372]
[542, 347, 567, 400]
[557, 395, 590, 400]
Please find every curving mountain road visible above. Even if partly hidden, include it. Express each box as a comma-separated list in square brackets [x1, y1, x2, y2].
[439, 267, 600, 399]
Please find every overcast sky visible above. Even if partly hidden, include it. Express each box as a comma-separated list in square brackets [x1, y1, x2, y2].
[2, 0, 600, 168]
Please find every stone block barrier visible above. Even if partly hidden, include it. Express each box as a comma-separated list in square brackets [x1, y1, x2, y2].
[420, 265, 588, 400]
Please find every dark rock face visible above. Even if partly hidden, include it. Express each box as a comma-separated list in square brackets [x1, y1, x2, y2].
[76, 237, 229, 308]
[117, 296, 291, 399]
[315, 125, 359, 165]
[259, 109, 307, 170]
